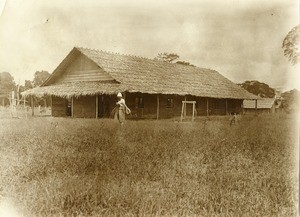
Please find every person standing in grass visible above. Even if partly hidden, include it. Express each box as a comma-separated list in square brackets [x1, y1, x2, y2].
[114, 92, 131, 125]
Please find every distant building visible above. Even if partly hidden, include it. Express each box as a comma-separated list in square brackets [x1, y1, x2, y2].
[243, 98, 277, 114]
[22, 47, 257, 119]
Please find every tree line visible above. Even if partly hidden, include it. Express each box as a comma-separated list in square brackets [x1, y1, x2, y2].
[0, 71, 51, 106]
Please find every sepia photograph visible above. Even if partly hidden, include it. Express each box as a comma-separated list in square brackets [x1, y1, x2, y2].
[0, 0, 299, 216]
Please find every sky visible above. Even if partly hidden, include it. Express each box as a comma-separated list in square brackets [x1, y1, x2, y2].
[0, 0, 299, 91]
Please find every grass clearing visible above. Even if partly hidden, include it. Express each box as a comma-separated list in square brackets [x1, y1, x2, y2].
[0, 114, 298, 216]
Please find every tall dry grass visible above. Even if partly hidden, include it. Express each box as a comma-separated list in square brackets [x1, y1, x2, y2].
[0, 114, 298, 216]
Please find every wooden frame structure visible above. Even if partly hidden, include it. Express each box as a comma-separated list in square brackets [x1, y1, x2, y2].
[8, 91, 29, 118]
[180, 100, 196, 122]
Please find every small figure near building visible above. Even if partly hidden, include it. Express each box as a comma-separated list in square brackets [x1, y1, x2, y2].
[230, 112, 241, 126]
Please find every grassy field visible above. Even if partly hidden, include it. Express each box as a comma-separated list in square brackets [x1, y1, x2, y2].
[0, 114, 298, 216]
[0, 106, 51, 119]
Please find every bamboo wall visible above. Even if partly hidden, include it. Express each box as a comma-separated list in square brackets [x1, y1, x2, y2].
[51, 96, 68, 117]
[73, 96, 96, 118]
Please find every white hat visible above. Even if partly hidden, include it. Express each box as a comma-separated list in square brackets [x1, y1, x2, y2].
[117, 92, 122, 98]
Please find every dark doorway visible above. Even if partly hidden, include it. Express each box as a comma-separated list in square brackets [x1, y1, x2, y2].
[66, 98, 72, 117]
[98, 95, 111, 118]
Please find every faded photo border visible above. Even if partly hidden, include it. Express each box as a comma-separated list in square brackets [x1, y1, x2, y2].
[0, 0, 299, 216]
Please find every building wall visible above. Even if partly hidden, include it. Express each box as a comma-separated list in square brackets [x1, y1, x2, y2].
[125, 93, 158, 119]
[73, 96, 96, 118]
[195, 97, 242, 116]
[207, 98, 226, 115]
[51, 94, 244, 118]
[123, 93, 184, 119]
[123, 93, 243, 119]
[97, 95, 114, 118]
[51, 96, 68, 117]
[160, 94, 186, 118]
[227, 99, 243, 115]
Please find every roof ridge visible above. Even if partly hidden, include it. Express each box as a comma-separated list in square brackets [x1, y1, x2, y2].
[75, 46, 212, 70]
[75, 46, 167, 62]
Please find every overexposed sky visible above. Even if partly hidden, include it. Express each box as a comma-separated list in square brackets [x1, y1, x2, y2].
[0, 0, 299, 91]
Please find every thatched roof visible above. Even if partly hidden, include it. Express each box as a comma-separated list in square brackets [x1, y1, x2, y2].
[22, 47, 258, 99]
[22, 82, 125, 98]
[243, 98, 276, 109]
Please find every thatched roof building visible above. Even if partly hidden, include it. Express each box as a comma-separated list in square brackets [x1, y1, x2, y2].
[23, 47, 255, 99]
[243, 98, 276, 114]
[22, 47, 257, 118]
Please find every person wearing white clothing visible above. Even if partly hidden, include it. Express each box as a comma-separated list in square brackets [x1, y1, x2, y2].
[114, 92, 130, 124]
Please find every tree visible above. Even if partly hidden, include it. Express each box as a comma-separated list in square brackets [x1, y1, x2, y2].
[0, 72, 16, 106]
[33, 70, 51, 87]
[155, 53, 180, 63]
[154, 53, 195, 67]
[282, 24, 300, 65]
[176, 60, 195, 67]
[238, 80, 275, 98]
[0, 72, 16, 95]
[19, 80, 33, 92]
[281, 89, 300, 112]
[25, 80, 34, 90]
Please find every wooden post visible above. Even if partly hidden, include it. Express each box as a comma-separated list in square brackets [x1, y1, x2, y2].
[184, 96, 187, 117]
[225, 99, 228, 115]
[50, 96, 53, 117]
[95, 95, 98, 118]
[156, 95, 159, 120]
[180, 101, 184, 122]
[255, 99, 258, 114]
[192, 102, 195, 122]
[206, 98, 209, 116]
[71, 97, 74, 117]
[24, 97, 27, 118]
[31, 96, 34, 116]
